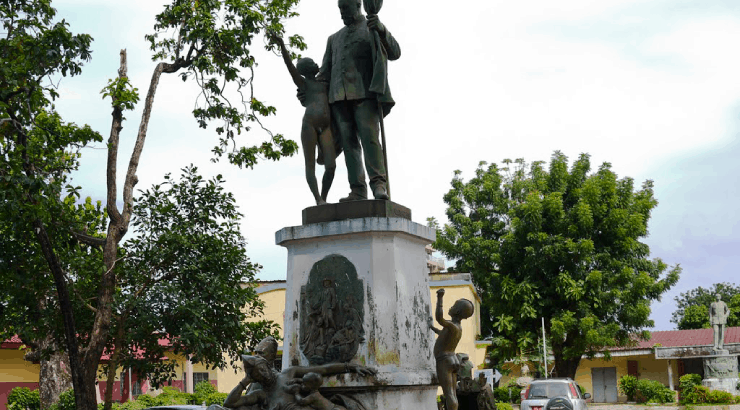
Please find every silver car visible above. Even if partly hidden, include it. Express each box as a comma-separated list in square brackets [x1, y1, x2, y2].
[520, 378, 591, 410]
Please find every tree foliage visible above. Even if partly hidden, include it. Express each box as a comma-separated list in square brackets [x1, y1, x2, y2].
[434, 152, 680, 378]
[1, 1, 302, 409]
[671, 282, 740, 330]
[103, 166, 279, 390]
[145, 0, 304, 167]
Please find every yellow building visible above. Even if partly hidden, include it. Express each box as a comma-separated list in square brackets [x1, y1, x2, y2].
[0, 272, 488, 408]
[499, 327, 740, 403]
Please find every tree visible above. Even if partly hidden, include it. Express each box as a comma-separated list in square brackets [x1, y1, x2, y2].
[671, 283, 740, 330]
[99, 166, 279, 407]
[1, 1, 302, 409]
[434, 152, 680, 379]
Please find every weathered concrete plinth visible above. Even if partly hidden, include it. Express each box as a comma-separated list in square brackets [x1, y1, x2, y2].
[702, 352, 739, 395]
[276, 214, 438, 410]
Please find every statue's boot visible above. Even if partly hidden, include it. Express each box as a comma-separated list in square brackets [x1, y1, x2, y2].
[372, 185, 389, 200]
[339, 191, 367, 202]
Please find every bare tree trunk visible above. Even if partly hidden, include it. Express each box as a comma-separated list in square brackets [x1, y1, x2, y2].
[24, 336, 72, 409]
[39, 351, 73, 409]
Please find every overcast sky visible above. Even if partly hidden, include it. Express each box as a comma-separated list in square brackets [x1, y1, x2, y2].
[50, 0, 740, 331]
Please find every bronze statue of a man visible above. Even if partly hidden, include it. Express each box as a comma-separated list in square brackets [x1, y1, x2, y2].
[317, 0, 401, 202]
[709, 293, 729, 350]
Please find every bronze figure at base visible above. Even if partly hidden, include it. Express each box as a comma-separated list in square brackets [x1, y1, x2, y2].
[430, 288, 475, 410]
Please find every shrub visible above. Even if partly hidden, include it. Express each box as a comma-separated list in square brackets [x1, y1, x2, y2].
[7, 387, 40, 410]
[682, 385, 710, 404]
[679, 373, 702, 391]
[157, 386, 192, 405]
[206, 392, 228, 406]
[494, 381, 522, 404]
[133, 395, 157, 407]
[618, 375, 638, 402]
[193, 380, 217, 405]
[49, 389, 75, 410]
[706, 389, 733, 404]
[633, 379, 674, 403]
[496, 402, 514, 410]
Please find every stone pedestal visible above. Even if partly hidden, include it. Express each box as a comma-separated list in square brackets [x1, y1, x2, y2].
[702, 353, 739, 395]
[276, 214, 438, 410]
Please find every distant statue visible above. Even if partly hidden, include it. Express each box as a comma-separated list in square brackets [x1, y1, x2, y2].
[429, 289, 474, 410]
[269, 34, 337, 205]
[709, 293, 729, 350]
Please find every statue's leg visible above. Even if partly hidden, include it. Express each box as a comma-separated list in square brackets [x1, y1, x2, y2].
[301, 121, 323, 205]
[438, 360, 458, 410]
[353, 99, 386, 196]
[332, 102, 367, 199]
[713, 325, 720, 349]
[318, 127, 336, 201]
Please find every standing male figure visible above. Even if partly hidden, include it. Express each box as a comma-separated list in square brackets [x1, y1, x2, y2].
[317, 0, 401, 201]
[709, 293, 729, 350]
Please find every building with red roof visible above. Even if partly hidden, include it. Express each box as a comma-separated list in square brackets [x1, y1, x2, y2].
[500, 326, 740, 403]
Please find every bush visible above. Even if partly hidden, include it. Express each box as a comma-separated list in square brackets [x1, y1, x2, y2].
[633, 379, 674, 404]
[496, 402, 514, 410]
[494, 381, 522, 404]
[678, 374, 703, 404]
[156, 386, 192, 405]
[7, 387, 40, 410]
[682, 385, 710, 404]
[618, 375, 638, 402]
[706, 389, 733, 404]
[679, 374, 701, 392]
[49, 389, 75, 410]
[133, 394, 157, 407]
[206, 392, 228, 406]
[192, 380, 217, 405]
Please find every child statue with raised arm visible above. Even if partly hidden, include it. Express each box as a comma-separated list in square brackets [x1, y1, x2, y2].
[430, 288, 474, 410]
[270, 34, 337, 205]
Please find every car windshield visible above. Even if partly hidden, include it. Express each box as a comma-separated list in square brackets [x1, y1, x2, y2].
[527, 382, 571, 399]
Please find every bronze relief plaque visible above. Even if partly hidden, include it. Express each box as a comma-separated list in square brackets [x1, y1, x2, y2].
[299, 254, 364, 365]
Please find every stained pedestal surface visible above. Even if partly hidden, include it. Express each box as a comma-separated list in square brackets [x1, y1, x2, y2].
[276, 214, 438, 410]
[702, 351, 739, 395]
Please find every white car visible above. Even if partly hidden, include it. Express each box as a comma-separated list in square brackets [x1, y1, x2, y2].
[520, 378, 590, 410]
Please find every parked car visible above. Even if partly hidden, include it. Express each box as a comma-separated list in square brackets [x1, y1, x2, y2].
[520, 378, 591, 410]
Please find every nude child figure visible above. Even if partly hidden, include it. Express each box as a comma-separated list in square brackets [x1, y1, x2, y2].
[429, 288, 474, 410]
[271, 34, 336, 205]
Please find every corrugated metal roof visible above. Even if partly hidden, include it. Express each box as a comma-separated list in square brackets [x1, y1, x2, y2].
[631, 326, 740, 349]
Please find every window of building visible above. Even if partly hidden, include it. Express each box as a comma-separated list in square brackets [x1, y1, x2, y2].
[132, 380, 142, 397]
[194, 372, 210, 385]
[183, 372, 211, 387]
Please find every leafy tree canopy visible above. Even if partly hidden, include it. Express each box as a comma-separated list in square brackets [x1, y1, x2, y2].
[433, 152, 680, 378]
[671, 283, 740, 330]
[1, 0, 303, 408]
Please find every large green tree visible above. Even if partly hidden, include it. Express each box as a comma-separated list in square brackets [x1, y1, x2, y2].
[434, 152, 680, 378]
[671, 283, 740, 330]
[1, 1, 302, 409]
